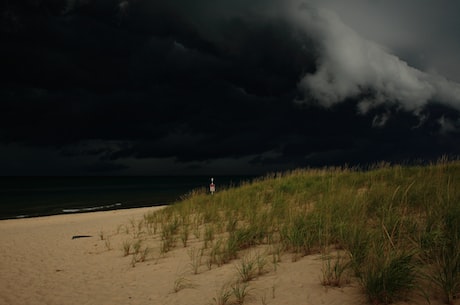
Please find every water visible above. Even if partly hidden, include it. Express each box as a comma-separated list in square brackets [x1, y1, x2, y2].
[0, 176, 254, 220]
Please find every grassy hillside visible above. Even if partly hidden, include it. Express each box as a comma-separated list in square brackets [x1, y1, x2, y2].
[141, 160, 460, 304]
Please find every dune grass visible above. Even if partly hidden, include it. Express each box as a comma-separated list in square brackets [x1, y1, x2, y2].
[120, 158, 460, 304]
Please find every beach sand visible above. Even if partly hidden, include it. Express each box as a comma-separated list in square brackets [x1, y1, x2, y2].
[0, 207, 438, 305]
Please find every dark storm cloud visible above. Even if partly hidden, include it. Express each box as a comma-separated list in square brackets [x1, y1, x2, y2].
[1, 0, 460, 175]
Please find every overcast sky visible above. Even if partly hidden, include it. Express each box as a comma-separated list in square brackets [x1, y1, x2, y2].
[1, 0, 460, 176]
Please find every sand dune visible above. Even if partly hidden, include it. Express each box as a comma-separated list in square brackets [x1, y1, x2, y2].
[0, 207, 437, 305]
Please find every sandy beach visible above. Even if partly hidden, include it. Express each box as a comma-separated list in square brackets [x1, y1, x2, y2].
[0, 207, 434, 305]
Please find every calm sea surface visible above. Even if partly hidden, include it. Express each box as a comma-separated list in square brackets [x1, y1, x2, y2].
[0, 176, 254, 220]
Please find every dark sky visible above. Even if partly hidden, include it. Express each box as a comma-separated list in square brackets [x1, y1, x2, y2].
[2, 0, 460, 176]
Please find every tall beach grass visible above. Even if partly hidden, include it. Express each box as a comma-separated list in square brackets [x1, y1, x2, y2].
[124, 158, 460, 304]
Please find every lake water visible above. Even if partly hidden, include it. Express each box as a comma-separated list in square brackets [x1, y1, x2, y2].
[0, 176, 254, 220]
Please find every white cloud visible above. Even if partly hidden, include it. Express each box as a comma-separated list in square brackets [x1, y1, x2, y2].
[289, 4, 460, 113]
[301, 0, 460, 82]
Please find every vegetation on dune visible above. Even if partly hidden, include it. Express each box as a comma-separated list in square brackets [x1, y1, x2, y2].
[121, 158, 460, 304]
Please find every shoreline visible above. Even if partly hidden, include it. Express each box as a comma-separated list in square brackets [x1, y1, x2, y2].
[0, 205, 164, 225]
[0, 175, 253, 220]
[0, 203, 169, 221]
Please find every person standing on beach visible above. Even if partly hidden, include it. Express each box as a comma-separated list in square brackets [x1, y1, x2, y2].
[210, 178, 215, 195]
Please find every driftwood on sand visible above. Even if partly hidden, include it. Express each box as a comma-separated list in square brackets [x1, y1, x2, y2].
[71, 235, 92, 240]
